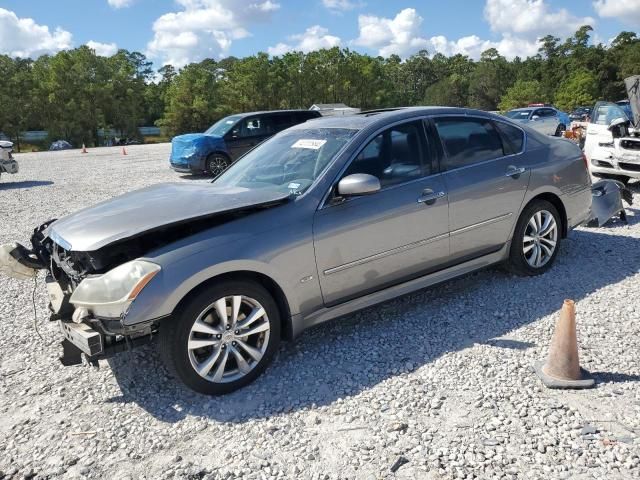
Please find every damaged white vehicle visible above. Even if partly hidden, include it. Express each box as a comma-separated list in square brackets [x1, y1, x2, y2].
[584, 77, 640, 184]
[0, 140, 18, 180]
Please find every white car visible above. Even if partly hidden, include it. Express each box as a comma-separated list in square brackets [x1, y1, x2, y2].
[504, 106, 570, 137]
[0, 140, 18, 180]
[584, 101, 640, 183]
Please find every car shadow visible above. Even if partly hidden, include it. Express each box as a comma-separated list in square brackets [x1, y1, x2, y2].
[106, 228, 640, 423]
[0, 180, 54, 190]
[178, 174, 213, 181]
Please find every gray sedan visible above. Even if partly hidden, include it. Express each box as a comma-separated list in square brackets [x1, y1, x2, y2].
[1, 107, 592, 394]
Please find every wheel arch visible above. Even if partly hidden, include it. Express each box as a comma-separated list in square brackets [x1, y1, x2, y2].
[206, 150, 231, 161]
[521, 192, 568, 237]
[168, 270, 294, 341]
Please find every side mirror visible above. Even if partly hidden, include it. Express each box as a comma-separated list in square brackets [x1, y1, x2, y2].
[337, 174, 381, 197]
[531, 115, 540, 121]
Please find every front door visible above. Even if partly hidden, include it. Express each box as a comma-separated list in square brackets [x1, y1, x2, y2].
[225, 115, 274, 159]
[433, 116, 530, 260]
[313, 120, 450, 305]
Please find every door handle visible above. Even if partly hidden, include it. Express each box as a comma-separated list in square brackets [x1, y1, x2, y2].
[505, 166, 526, 178]
[417, 189, 446, 205]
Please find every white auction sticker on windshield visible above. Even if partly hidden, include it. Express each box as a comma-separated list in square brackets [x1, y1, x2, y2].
[291, 139, 326, 150]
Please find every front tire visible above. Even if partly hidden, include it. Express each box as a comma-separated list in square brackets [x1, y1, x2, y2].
[507, 200, 561, 276]
[207, 153, 231, 177]
[159, 281, 281, 395]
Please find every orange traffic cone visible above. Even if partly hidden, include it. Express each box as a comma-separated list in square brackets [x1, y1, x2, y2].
[81, 144, 88, 154]
[122, 146, 127, 156]
[534, 299, 594, 389]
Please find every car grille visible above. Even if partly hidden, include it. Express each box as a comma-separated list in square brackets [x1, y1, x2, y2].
[619, 162, 640, 172]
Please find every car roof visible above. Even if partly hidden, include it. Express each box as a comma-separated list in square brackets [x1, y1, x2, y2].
[288, 106, 503, 132]
[232, 109, 318, 118]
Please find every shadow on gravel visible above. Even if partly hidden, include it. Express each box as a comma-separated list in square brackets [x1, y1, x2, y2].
[179, 174, 213, 181]
[483, 339, 535, 350]
[107, 228, 640, 423]
[593, 372, 640, 384]
[0, 180, 54, 190]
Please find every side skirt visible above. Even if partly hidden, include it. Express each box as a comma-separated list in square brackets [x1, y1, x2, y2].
[292, 242, 510, 337]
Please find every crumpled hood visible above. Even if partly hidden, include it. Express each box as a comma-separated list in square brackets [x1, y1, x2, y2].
[171, 133, 223, 160]
[47, 183, 289, 252]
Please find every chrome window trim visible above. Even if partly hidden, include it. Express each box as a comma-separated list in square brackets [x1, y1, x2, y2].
[323, 232, 450, 275]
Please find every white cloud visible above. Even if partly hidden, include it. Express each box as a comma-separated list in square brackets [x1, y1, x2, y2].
[354, 8, 429, 57]
[0, 8, 72, 58]
[86, 40, 118, 56]
[146, 0, 280, 67]
[484, 0, 595, 39]
[322, 0, 361, 12]
[108, 0, 135, 8]
[351, 6, 542, 60]
[268, 25, 341, 55]
[593, 0, 640, 26]
[428, 34, 538, 60]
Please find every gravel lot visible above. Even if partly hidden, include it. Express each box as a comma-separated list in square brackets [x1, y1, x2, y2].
[1, 144, 639, 480]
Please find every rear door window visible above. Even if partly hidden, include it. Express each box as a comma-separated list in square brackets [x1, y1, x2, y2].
[271, 113, 294, 132]
[434, 117, 505, 170]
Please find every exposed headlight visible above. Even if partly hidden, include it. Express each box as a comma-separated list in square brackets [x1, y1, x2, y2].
[70, 260, 160, 318]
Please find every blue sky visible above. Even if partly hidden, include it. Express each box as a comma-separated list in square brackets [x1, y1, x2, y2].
[0, 1, 638, 68]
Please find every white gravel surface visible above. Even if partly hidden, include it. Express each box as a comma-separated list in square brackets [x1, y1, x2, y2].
[1, 144, 639, 480]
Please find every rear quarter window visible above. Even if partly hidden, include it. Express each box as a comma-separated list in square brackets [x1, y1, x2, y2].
[494, 121, 524, 155]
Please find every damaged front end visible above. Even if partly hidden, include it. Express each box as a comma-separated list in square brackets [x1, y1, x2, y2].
[1, 185, 291, 367]
[1, 220, 164, 366]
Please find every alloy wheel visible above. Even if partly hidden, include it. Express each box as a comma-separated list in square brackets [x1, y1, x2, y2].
[208, 155, 229, 176]
[187, 295, 270, 383]
[522, 210, 558, 268]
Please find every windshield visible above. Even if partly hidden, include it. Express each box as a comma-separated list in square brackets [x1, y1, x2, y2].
[215, 128, 356, 195]
[591, 102, 629, 125]
[504, 109, 532, 120]
[204, 115, 243, 136]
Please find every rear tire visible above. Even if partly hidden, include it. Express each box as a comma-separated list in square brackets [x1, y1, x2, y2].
[207, 153, 231, 177]
[158, 281, 281, 395]
[554, 124, 566, 137]
[507, 200, 561, 276]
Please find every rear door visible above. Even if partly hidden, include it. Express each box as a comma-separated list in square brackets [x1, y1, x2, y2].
[313, 119, 450, 305]
[584, 102, 629, 161]
[433, 116, 530, 261]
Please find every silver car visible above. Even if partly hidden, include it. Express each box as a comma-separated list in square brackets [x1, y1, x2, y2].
[1, 107, 592, 394]
[504, 106, 570, 137]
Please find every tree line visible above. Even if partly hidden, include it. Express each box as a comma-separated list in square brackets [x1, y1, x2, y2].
[0, 26, 638, 151]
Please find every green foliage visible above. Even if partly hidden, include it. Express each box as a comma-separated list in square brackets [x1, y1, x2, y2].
[1, 26, 639, 148]
[554, 70, 598, 111]
[498, 80, 546, 111]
